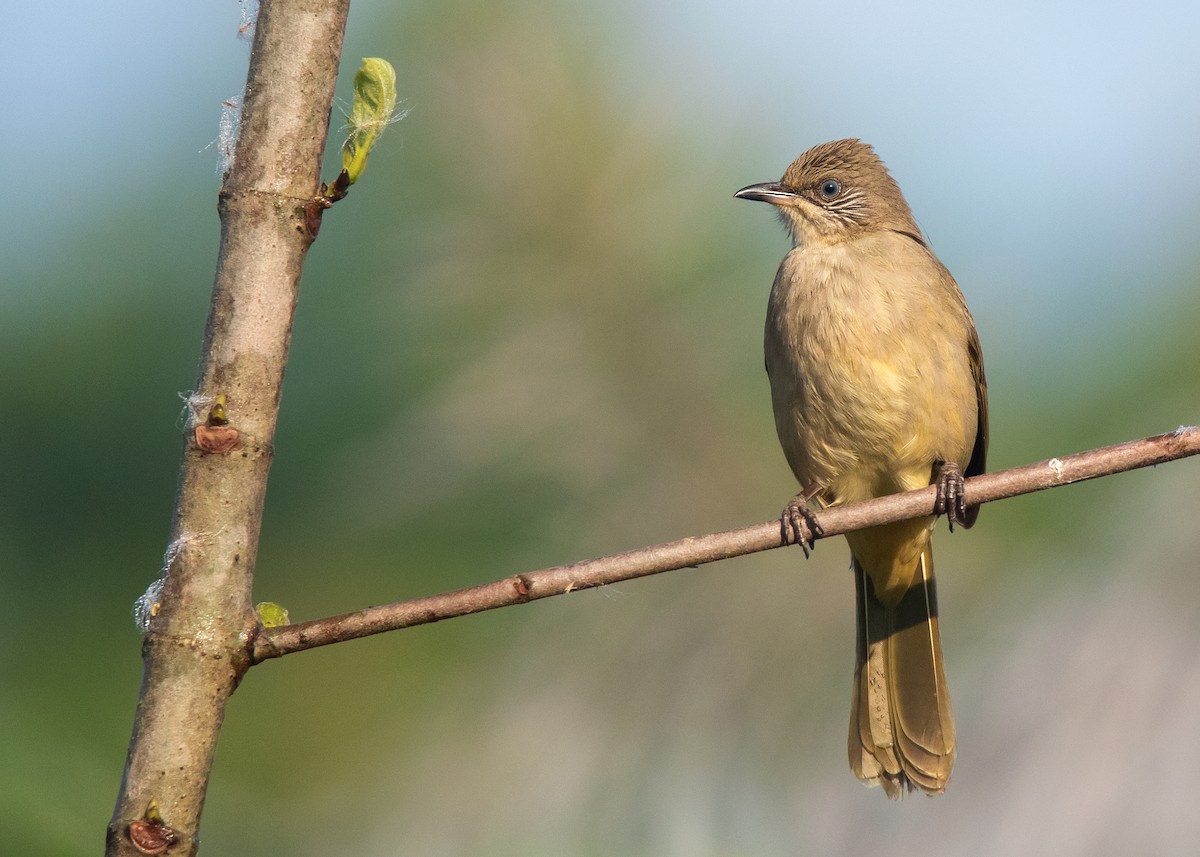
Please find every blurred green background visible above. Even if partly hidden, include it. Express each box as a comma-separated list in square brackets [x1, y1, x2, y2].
[3, 0, 1200, 854]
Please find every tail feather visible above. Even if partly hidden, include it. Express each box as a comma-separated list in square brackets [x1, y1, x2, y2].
[848, 543, 954, 797]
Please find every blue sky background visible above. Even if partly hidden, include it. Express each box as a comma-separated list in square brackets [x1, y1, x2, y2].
[7, 0, 1200, 329]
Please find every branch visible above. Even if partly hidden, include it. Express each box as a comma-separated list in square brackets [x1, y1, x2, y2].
[253, 425, 1200, 662]
[107, 2, 350, 855]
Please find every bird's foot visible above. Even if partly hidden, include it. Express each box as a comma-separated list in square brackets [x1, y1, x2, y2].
[780, 495, 824, 557]
[933, 460, 967, 531]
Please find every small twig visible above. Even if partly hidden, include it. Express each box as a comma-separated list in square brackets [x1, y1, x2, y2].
[253, 425, 1200, 662]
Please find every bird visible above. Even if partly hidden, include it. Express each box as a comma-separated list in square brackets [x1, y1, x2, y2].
[735, 139, 988, 797]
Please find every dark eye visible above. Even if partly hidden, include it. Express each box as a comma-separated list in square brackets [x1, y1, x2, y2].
[819, 179, 841, 199]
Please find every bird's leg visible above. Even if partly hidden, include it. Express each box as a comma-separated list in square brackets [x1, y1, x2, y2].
[781, 483, 825, 557]
[933, 460, 967, 531]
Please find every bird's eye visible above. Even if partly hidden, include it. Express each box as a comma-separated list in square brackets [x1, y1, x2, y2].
[819, 179, 841, 199]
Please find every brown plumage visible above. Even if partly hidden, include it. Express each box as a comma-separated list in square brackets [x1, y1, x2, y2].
[736, 139, 988, 797]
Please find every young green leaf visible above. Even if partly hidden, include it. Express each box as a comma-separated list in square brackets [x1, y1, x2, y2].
[342, 57, 398, 185]
[255, 602, 291, 628]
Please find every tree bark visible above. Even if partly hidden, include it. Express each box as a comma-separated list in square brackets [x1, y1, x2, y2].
[106, 1, 349, 853]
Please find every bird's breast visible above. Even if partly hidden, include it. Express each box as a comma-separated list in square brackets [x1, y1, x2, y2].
[764, 236, 976, 503]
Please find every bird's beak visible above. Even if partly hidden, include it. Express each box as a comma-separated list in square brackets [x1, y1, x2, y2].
[734, 182, 798, 206]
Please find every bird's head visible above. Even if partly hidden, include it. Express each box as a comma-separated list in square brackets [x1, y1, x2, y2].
[735, 138, 922, 247]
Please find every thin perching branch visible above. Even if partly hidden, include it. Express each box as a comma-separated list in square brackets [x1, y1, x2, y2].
[253, 425, 1200, 663]
[107, 1, 350, 855]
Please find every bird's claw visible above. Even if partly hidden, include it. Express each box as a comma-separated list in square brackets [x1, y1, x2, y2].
[780, 496, 823, 557]
[934, 461, 967, 532]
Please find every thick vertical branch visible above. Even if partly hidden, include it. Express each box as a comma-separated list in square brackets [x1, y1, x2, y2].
[107, 1, 350, 854]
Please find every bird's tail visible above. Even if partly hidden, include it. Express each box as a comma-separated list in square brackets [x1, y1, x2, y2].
[848, 541, 955, 797]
